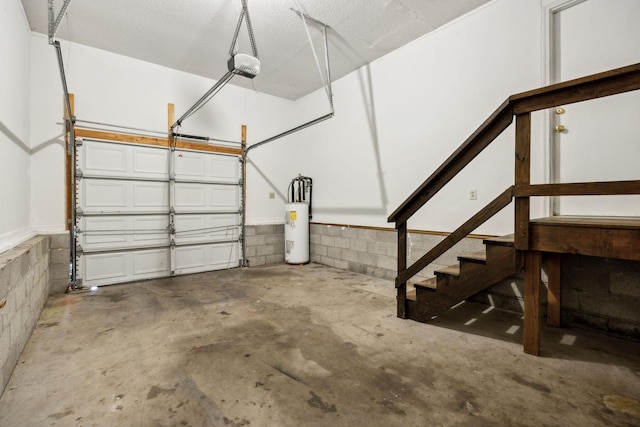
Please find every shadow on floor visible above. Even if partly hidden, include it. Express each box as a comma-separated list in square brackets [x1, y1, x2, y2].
[426, 300, 640, 369]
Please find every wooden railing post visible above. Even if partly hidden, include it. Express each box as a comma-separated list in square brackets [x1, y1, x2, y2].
[397, 222, 407, 318]
[514, 113, 531, 250]
[523, 250, 542, 355]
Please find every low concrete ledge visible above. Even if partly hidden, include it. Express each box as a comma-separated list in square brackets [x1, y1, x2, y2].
[0, 236, 51, 394]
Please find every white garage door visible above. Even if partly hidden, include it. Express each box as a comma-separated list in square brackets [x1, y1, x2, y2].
[76, 138, 241, 286]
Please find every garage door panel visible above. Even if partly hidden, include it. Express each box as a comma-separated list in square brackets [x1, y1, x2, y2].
[133, 149, 169, 177]
[85, 143, 127, 174]
[174, 150, 239, 183]
[174, 242, 239, 275]
[76, 138, 241, 286]
[79, 179, 169, 214]
[82, 180, 128, 210]
[134, 182, 169, 208]
[83, 253, 128, 282]
[80, 140, 169, 180]
[174, 214, 239, 245]
[80, 215, 169, 251]
[132, 217, 170, 244]
[81, 249, 170, 286]
[133, 249, 171, 275]
[174, 183, 239, 212]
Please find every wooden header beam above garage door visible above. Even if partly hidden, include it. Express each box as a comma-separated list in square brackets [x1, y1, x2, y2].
[74, 128, 243, 156]
[72, 101, 242, 156]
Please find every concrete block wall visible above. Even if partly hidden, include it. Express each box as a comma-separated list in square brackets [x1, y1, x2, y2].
[49, 233, 70, 294]
[244, 225, 285, 266]
[561, 255, 640, 337]
[0, 236, 50, 395]
[309, 223, 485, 282]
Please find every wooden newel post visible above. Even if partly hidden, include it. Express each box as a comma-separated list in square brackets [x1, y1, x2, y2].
[397, 221, 408, 318]
[514, 112, 531, 251]
[514, 111, 541, 355]
[524, 250, 542, 355]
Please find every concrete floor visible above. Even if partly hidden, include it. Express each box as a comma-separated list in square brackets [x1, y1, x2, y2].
[1, 263, 640, 426]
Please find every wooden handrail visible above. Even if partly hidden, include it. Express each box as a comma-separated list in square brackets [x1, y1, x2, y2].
[387, 100, 513, 224]
[388, 63, 640, 225]
[510, 63, 640, 114]
[516, 180, 640, 197]
[395, 186, 514, 286]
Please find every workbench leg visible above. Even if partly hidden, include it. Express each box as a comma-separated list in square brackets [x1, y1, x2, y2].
[524, 251, 542, 356]
[547, 253, 562, 328]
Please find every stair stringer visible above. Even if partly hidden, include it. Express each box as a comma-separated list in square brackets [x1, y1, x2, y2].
[408, 244, 517, 322]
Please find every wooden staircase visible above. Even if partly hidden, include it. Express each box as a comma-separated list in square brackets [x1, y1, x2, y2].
[406, 236, 517, 322]
[387, 63, 640, 354]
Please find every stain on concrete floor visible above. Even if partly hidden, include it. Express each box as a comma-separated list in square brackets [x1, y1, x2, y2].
[1, 263, 640, 426]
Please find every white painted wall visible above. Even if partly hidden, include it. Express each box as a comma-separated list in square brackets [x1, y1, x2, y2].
[28, 33, 300, 232]
[0, 0, 32, 253]
[24, 0, 553, 235]
[14, 0, 633, 245]
[250, 0, 548, 235]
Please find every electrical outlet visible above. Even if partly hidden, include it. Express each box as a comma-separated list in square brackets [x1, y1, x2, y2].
[469, 189, 477, 200]
[269, 192, 275, 199]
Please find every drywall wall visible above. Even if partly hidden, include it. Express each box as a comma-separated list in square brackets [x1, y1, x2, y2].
[249, 0, 547, 235]
[0, 0, 33, 253]
[28, 33, 300, 232]
[23, 0, 634, 237]
[24, 0, 549, 237]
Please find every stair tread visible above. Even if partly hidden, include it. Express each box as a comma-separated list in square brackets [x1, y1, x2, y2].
[415, 277, 437, 290]
[458, 251, 487, 264]
[434, 265, 460, 277]
[483, 234, 514, 247]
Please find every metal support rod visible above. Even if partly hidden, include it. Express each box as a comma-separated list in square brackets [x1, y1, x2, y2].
[243, 10, 335, 156]
[290, 8, 332, 29]
[245, 112, 334, 155]
[53, 40, 78, 289]
[323, 25, 334, 114]
[48, 0, 55, 43]
[52, 0, 72, 40]
[74, 119, 167, 136]
[48, 0, 73, 43]
[242, 0, 259, 59]
[59, 120, 244, 145]
[229, 8, 246, 56]
[54, 41, 74, 125]
[171, 71, 235, 130]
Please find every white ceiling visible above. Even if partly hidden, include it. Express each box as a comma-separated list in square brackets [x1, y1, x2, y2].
[21, 0, 491, 100]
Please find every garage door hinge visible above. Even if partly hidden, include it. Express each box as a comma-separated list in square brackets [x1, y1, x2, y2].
[170, 173, 176, 180]
[167, 224, 176, 234]
[170, 238, 176, 247]
[76, 244, 84, 254]
[75, 138, 83, 147]
[76, 169, 83, 179]
[76, 207, 83, 217]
